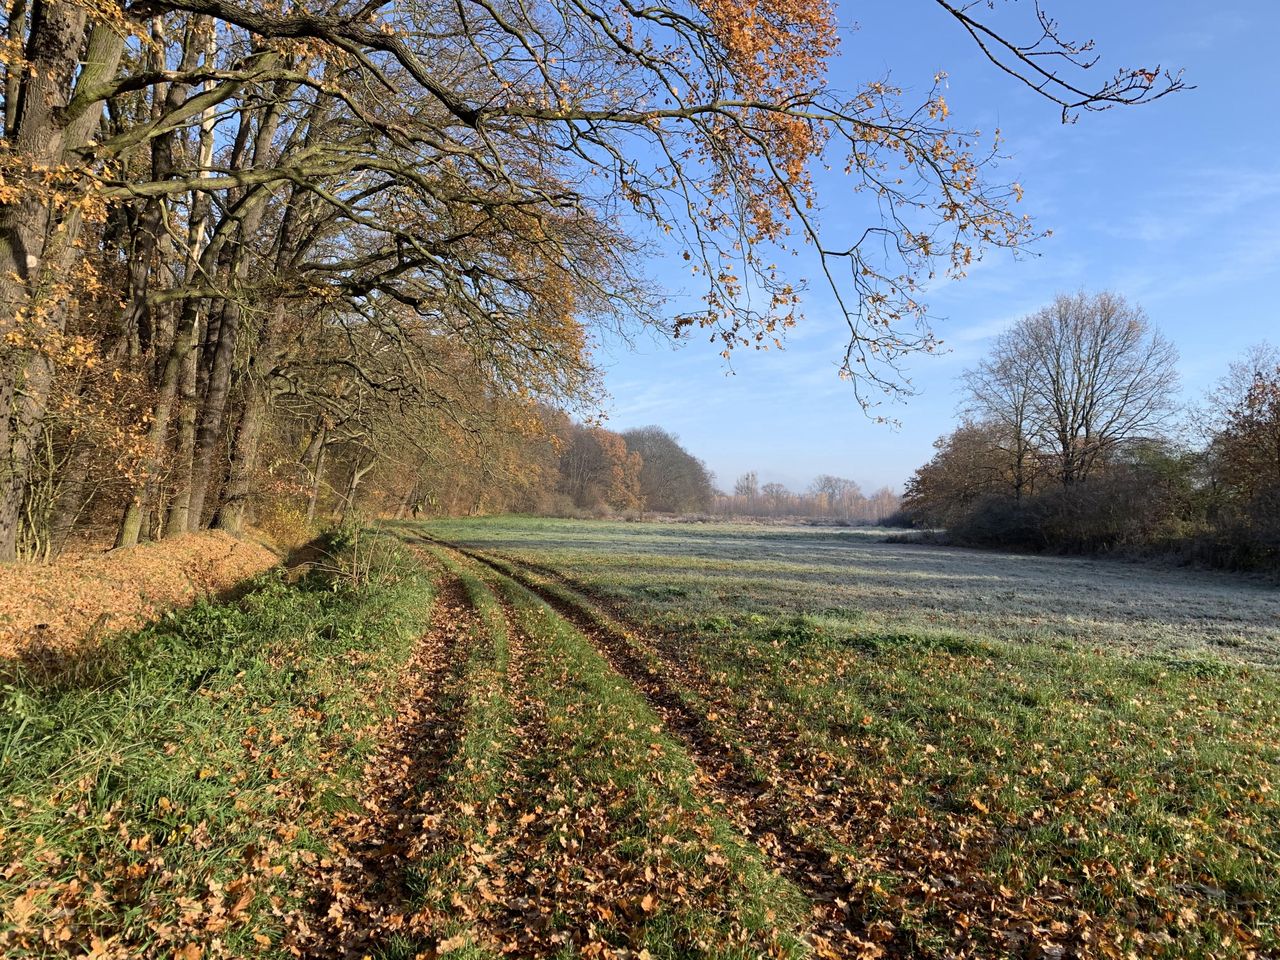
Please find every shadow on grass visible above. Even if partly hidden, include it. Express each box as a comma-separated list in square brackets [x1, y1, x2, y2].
[0, 555, 339, 694]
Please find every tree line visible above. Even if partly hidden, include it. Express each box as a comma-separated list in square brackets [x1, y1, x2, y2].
[345, 416, 895, 528]
[343, 418, 707, 522]
[716, 471, 899, 522]
[0, 0, 1180, 560]
[902, 291, 1280, 568]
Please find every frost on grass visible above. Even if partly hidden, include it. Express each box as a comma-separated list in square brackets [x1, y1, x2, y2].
[421, 517, 1280, 664]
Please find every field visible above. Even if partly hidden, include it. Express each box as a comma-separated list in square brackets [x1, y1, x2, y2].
[419, 518, 1280, 664]
[2, 518, 1278, 959]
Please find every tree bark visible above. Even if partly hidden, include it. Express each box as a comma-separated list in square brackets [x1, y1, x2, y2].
[338, 458, 375, 525]
[48, 436, 91, 557]
[0, 15, 123, 559]
[2, 0, 30, 138]
[212, 381, 267, 534]
[116, 311, 200, 547]
[186, 91, 289, 531]
[306, 438, 327, 524]
[164, 334, 200, 537]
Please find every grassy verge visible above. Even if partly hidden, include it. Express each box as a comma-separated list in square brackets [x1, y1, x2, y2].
[0, 537, 435, 959]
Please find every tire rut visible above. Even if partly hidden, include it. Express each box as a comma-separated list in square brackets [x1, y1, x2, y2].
[491, 549, 1078, 960]
[442, 540, 871, 953]
[472, 591, 564, 951]
[410, 544, 564, 953]
[293, 570, 480, 959]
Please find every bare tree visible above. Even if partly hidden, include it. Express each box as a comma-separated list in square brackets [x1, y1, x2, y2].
[761, 482, 790, 514]
[809, 474, 865, 519]
[622, 427, 713, 514]
[963, 347, 1039, 499]
[0, 0, 1184, 558]
[980, 292, 1179, 487]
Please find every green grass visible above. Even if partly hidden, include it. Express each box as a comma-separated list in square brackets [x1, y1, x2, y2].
[417, 515, 1280, 663]
[419, 515, 1280, 959]
[421, 547, 811, 958]
[0, 537, 435, 958]
[6, 515, 1277, 959]
[701, 612, 1279, 955]
[384, 548, 514, 960]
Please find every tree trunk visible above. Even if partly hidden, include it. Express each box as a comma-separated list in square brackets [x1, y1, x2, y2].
[0, 14, 123, 559]
[185, 97, 286, 530]
[2, 0, 30, 137]
[299, 421, 328, 524]
[306, 440, 327, 524]
[164, 40, 217, 537]
[116, 313, 198, 547]
[338, 458, 375, 525]
[48, 437, 91, 557]
[164, 336, 200, 537]
[212, 382, 267, 534]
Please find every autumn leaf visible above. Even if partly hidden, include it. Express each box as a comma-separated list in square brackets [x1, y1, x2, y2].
[437, 934, 469, 954]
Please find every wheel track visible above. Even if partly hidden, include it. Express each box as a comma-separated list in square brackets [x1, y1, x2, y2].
[430, 537, 874, 954]
[446, 541, 1080, 960]
[421, 545, 564, 955]
[294, 567, 479, 959]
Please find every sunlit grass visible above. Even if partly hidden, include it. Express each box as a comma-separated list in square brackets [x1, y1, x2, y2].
[419, 515, 1280, 663]
[0, 542, 435, 957]
[421, 516, 1280, 957]
[465, 551, 811, 957]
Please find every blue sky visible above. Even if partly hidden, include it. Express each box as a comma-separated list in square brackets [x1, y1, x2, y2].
[594, 1, 1280, 494]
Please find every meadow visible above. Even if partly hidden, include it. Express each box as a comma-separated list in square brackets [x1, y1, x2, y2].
[412, 517, 1280, 958]
[2, 518, 1277, 959]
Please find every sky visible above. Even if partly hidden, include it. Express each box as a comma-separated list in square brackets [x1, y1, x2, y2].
[592, 1, 1280, 494]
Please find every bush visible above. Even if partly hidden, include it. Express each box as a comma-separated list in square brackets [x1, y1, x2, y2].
[877, 508, 918, 528]
[253, 500, 317, 552]
[949, 495, 1044, 549]
[939, 473, 1280, 572]
[1182, 490, 1280, 571]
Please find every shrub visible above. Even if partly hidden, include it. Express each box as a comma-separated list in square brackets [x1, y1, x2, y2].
[253, 501, 317, 552]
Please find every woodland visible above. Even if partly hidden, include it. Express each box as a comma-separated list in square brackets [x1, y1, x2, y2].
[901, 294, 1280, 568]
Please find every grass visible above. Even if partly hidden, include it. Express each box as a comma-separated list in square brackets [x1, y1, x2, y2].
[414, 516, 1280, 664]
[420, 516, 1280, 959]
[387, 544, 811, 958]
[0, 535, 434, 958]
[0, 527, 815, 959]
[4, 516, 1276, 958]
[382, 548, 515, 960]
[486, 558, 810, 958]
[700, 611, 1280, 956]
